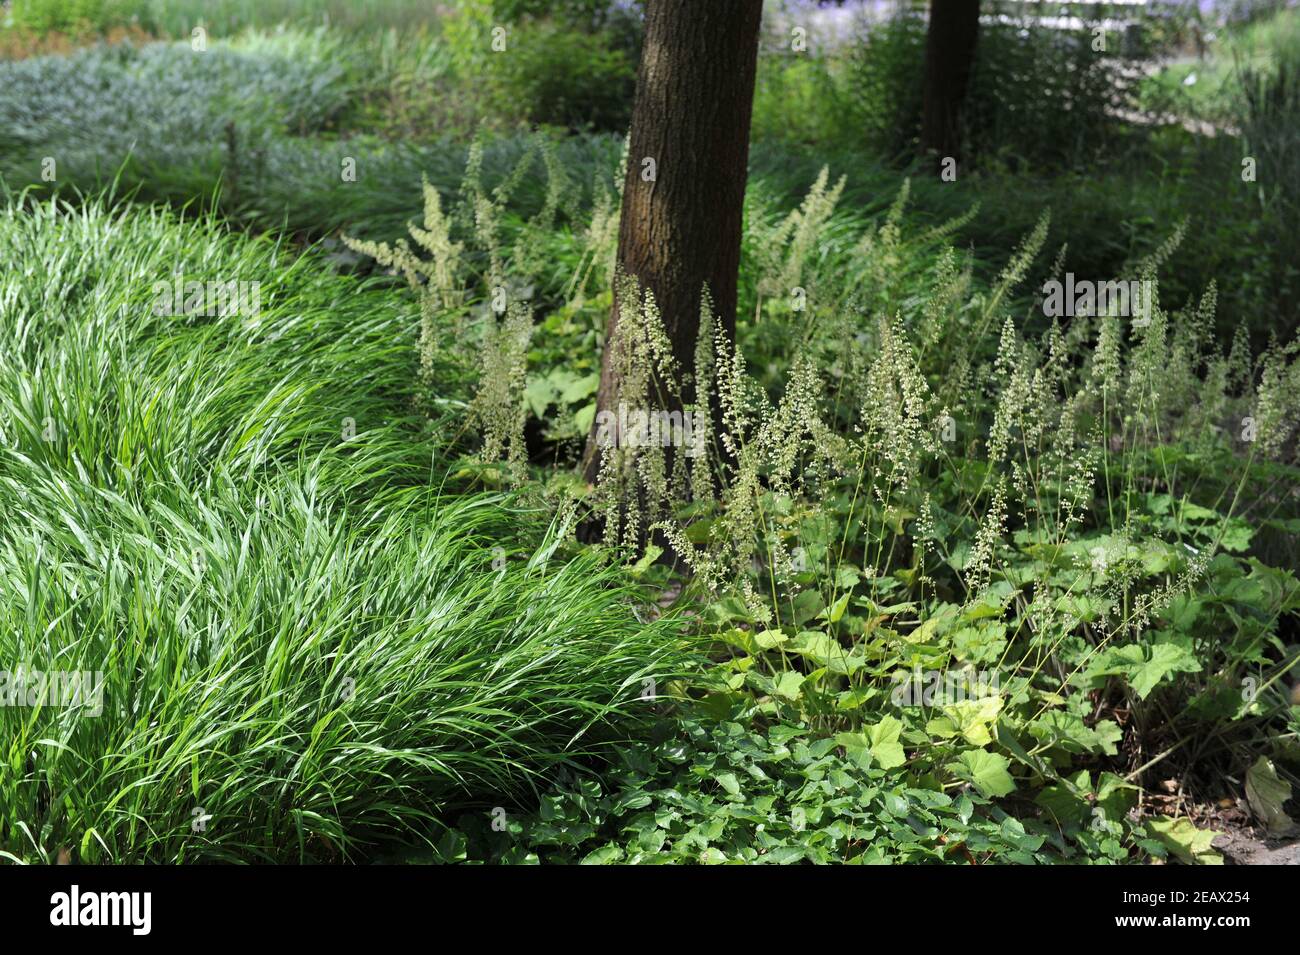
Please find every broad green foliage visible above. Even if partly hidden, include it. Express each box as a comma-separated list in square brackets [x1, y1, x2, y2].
[362, 146, 1300, 862]
[418, 718, 1220, 865]
[430, 719, 1070, 864]
[1245, 756, 1296, 838]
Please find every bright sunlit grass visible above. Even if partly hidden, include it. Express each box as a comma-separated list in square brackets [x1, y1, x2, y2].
[0, 195, 687, 863]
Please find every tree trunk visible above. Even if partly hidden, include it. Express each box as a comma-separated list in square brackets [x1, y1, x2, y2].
[920, 0, 981, 160]
[582, 0, 763, 484]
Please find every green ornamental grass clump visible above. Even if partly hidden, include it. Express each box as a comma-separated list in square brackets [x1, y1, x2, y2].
[0, 195, 689, 863]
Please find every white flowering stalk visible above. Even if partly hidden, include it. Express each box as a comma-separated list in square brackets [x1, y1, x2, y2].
[470, 299, 533, 485]
[343, 176, 466, 398]
[590, 275, 684, 552]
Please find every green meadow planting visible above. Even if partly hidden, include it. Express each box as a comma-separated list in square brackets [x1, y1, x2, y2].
[0, 0, 1298, 875]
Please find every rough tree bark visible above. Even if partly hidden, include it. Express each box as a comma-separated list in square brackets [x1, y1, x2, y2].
[582, 0, 764, 484]
[920, 0, 981, 161]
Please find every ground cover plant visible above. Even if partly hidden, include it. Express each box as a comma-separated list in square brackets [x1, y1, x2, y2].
[2, 0, 1299, 870]
[348, 141, 1300, 864]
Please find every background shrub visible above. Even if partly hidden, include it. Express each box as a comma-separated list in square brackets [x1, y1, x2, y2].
[485, 18, 636, 131]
